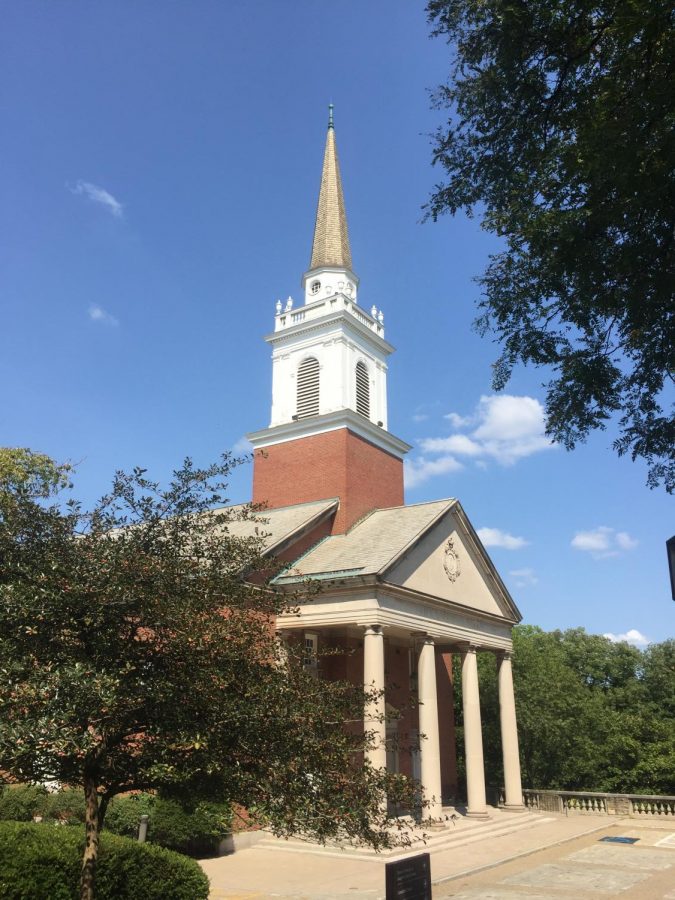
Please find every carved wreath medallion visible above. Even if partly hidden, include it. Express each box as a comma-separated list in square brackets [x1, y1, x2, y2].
[443, 537, 461, 582]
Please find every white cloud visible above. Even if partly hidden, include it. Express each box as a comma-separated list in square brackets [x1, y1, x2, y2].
[420, 434, 483, 456]
[471, 395, 554, 465]
[87, 304, 118, 326]
[444, 412, 472, 428]
[69, 180, 124, 218]
[477, 527, 529, 550]
[232, 436, 253, 455]
[571, 527, 638, 559]
[616, 531, 639, 551]
[412, 413, 429, 423]
[404, 455, 463, 489]
[509, 567, 538, 587]
[604, 629, 650, 648]
[413, 394, 555, 485]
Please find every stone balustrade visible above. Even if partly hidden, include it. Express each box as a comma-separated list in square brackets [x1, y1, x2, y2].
[509, 788, 675, 818]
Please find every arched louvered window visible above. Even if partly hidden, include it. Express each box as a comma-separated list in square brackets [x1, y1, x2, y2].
[355, 361, 370, 418]
[296, 357, 320, 418]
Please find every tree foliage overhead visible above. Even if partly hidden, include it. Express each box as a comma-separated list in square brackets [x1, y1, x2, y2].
[0, 452, 417, 900]
[427, 0, 675, 491]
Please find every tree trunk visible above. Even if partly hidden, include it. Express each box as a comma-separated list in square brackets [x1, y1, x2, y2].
[80, 777, 100, 900]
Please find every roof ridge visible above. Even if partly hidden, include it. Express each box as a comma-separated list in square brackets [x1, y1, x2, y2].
[376, 499, 457, 577]
[363, 497, 456, 514]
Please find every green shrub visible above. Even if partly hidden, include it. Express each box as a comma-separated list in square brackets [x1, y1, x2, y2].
[0, 784, 48, 821]
[0, 821, 210, 900]
[105, 793, 232, 857]
[151, 797, 232, 857]
[104, 793, 156, 839]
[43, 788, 86, 825]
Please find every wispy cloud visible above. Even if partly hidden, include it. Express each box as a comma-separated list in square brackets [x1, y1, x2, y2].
[88, 304, 119, 327]
[69, 180, 124, 218]
[571, 527, 638, 559]
[404, 454, 463, 489]
[232, 436, 253, 455]
[477, 527, 529, 550]
[604, 629, 650, 648]
[444, 412, 471, 429]
[406, 394, 555, 487]
[509, 567, 538, 587]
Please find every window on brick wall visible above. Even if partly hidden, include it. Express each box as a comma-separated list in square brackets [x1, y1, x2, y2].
[303, 632, 319, 677]
[355, 360, 370, 418]
[297, 357, 320, 418]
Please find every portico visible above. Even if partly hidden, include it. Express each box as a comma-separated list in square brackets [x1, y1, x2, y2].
[272, 499, 525, 820]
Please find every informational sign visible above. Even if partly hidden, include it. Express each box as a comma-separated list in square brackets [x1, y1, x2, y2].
[385, 852, 431, 900]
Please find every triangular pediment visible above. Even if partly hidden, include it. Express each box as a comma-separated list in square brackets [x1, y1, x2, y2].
[382, 502, 520, 622]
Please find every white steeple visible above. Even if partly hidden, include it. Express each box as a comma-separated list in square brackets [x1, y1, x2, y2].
[247, 109, 409, 463]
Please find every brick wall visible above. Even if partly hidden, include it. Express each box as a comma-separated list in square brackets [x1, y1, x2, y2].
[252, 427, 404, 533]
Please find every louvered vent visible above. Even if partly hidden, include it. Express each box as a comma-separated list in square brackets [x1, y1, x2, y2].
[355, 361, 370, 418]
[297, 357, 320, 418]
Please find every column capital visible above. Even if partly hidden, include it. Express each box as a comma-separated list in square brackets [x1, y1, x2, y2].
[496, 648, 513, 662]
[411, 631, 435, 647]
[361, 623, 384, 637]
[460, 642, 481, 655]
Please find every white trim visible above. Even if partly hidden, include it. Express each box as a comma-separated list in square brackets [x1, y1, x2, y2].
[247, 410, 411, 459]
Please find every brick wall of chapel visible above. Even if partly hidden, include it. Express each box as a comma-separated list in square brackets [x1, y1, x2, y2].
[252, 427, 404, 534]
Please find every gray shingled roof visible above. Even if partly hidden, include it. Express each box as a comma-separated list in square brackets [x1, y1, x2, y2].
[209, 498, 338, 554]
[274, 499, 455, 582]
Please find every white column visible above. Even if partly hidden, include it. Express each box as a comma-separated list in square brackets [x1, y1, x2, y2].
[418, 635, 443, 819]
[462, 645, 488, 818]
[363, 625, 386, 770]
[497, 651, 524, 810]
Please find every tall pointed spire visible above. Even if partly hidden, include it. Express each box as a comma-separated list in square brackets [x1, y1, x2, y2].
[309, 106, 353, 271]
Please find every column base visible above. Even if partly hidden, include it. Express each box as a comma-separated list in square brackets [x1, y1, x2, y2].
[501, 803, 527, 813]
[466, 809, 490, 820]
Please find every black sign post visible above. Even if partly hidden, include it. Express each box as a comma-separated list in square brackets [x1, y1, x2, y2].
[385, 852, 431, 900]
[667, 535, 675, 601]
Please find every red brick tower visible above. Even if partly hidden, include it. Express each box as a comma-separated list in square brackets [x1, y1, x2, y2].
[247, 107, 410, 534]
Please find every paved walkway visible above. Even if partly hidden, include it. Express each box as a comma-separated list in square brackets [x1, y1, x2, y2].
[200, 812, 675, 899]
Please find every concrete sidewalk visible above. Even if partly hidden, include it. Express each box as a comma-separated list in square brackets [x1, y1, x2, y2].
[200, 811, 675, 899]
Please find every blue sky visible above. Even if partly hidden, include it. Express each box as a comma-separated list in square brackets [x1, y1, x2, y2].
[2, 1, 672, 646]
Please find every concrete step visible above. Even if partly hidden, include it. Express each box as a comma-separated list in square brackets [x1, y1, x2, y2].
[255, 810, 550, 861]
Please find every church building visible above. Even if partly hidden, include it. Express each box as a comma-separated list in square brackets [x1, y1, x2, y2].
[240, 108, 524, 819]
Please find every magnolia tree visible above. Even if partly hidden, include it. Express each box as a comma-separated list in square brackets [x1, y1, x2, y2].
[0, 449, 418, 900]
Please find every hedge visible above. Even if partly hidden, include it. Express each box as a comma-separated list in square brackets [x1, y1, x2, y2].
[0, 784, 49, 821]
[106, 794, 232, 857]
[0, 821, 210, 900]
[0, 786, 232, 857]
